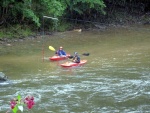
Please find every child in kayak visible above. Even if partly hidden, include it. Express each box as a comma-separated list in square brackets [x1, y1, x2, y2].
[72, 52, 80, 63]
[55, 46, 66, 56]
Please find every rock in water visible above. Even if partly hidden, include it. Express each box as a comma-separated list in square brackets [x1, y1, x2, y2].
[0, 72, 8, 81]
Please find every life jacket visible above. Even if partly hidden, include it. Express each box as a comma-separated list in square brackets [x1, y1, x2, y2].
[73, 55, 80, 63]
[56, 50, 66, 56]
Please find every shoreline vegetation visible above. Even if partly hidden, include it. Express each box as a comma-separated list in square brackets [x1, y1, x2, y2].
[0, 23, 149, 45]
[0, 11, 149, 45]
[0, 17, 149, 45]
[0, 0, 150, 45]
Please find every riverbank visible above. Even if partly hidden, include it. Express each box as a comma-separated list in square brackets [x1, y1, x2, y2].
[0, 23, 149, 46]
[0, 11, 150, 45]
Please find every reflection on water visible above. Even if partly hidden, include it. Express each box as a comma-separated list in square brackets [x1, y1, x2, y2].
[0, 26, 150, 112]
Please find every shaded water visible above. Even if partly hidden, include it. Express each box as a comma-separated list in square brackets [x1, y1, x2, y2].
[0, 25, 150, 113]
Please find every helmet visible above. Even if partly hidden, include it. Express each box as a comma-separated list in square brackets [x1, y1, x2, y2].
[74, 52, 78, 55]
[59, 46, 63, 49]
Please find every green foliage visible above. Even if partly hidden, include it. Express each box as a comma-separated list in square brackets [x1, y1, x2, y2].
[1, 0, 14, 7]
[22, 0, 40, 26]
[0, 25, 34, 39]
[57, 21, 73, 32]
[0, 0, 40, 26]
[32, 0, 65, 19]
[23, 8, 40, 27]
[0, 0, 107, 38]
[0, 31, 4, 39]
[0, 0, 106, 27]
[47, 0, 65, 17]
[61, 0, 106, 15]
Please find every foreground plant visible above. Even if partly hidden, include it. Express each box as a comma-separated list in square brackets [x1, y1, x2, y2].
[7, 94, 35, 113]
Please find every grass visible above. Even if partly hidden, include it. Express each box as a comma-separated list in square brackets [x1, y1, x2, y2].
[57, 21, 73, 32]
[0, 25, 35, 39]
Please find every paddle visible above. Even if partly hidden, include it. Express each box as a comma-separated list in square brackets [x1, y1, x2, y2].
[68, 53, 90, 59]
[82, 53, 90, 56]
[49, 46, 56, 51]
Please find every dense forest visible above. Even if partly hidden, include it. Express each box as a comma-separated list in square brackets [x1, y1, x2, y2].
[0, 0, 150, 39]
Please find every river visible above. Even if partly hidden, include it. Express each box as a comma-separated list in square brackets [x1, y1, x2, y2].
[0, 25, 150, 113]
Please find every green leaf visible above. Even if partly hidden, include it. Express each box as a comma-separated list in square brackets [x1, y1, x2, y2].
[12, 105, 18, 113]
[17, 94, 21, 102]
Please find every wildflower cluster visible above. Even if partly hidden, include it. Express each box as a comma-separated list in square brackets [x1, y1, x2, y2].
[24, 96, 35, 109]
[9, 94, 35, 113]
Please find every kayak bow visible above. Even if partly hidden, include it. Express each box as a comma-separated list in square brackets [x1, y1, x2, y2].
[60, 60, 87, 67]
[49, 54, 70, 61]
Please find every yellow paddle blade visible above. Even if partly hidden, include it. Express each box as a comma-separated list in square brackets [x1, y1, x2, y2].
[49, 46, 55, 51]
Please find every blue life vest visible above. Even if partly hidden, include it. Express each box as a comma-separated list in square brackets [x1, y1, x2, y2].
[56, 50, 66, 56]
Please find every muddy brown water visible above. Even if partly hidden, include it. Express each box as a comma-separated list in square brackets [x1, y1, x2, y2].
[0, 25, 150, 112]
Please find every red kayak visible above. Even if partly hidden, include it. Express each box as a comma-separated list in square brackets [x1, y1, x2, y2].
[49, 54, 70, 61]
[60, 60, 87, 67]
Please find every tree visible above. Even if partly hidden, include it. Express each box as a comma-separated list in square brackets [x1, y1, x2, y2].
[0, 0, 65, 27]
[0, 0, 40, 26]
[60, 0, 106, 21]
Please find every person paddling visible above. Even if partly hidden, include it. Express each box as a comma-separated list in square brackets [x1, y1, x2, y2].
[72, 52, 80, 63]
[55, 46, 66, 56]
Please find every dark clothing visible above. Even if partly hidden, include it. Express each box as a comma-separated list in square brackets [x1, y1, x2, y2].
[55, 50, 66, 56]
[73, 55, 80, 63]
